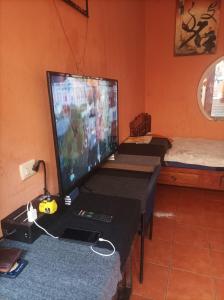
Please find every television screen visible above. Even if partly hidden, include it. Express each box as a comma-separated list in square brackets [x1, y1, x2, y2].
[47, 71, 118, 197]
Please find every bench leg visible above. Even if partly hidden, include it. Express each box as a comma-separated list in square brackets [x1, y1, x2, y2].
[114, 245, 133, 300]
[139, 213, 145, 283]
[148, 214, 153, 240]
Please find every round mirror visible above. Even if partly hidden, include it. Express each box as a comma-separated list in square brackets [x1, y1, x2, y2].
[198, 56, 224, 121]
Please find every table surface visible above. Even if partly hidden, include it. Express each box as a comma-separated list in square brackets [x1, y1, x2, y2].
[50, 192, 141, 269]
[82, 168, 151, 211]
[0, 192, 140, 300]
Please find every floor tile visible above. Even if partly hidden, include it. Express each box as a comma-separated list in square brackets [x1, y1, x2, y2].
[157, 184, 180, 198]
[207, 229, 224, 252]
[157, 188, 224, 216]
[178, 187, 205, 203]
[201, 199, 224, 215]
[178, 186, 204, 197]
[175, 210, 207, 228]
[130, 295, 152, 300]
[152, 216, 175, 242]
[172, 243, 212, 276]
[176, 196, 205, 215]
[175, 209, 224, 230]
[203, 190, 224, 203]
[154, 198, 177, 219]
[210, 250, 224, 279]
[135, 186, 224, 300]
[204, 212, 224, 230]
[166, 269, 215, 300]
[174, 223, 209, 249]
[175, 189, 208, 220]
[215, 279, 224, 300]
[155, 185, 179, 218]
[178, 199, 210, 215]
[144, 238, 172, 267]
[132, 261, 169, 300]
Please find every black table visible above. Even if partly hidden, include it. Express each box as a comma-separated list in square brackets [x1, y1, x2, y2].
[0, 193, 140, 300]
[46, 192, 141, 270]
[81, 168, 155, 283]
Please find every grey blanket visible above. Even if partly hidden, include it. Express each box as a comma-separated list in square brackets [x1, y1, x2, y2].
[0, 235, 121, 300]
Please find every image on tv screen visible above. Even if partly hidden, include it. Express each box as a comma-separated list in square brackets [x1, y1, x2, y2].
[48, 72, 118, 195]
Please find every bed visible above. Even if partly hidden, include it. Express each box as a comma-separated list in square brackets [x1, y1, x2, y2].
[158, 137, 224, 191]
[124, 114, 224, 190]
[118, 136, 224, 191]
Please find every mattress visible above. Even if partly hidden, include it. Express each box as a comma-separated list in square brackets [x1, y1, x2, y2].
[164, 137, 224, 170]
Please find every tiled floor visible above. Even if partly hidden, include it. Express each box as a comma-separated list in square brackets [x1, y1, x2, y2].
[131, 184, 224, 300]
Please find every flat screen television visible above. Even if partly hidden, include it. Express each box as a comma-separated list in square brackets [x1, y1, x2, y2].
[47, 71, 118, 197]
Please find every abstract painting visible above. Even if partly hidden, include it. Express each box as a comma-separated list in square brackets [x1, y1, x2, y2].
[175, 0, 220, 56]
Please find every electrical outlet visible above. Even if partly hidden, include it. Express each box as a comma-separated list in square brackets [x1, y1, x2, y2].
[19, 159, 36, 181]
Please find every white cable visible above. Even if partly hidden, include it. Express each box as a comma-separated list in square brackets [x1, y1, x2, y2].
[27, 202, 59, 239]
[90, 237, 115, 257]
[33, 220, 59, 239]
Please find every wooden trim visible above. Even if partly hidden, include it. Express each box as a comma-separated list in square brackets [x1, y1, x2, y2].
[158, 167, 224, 191]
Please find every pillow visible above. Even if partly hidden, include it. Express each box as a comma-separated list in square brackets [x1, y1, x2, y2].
[124, 136, 152, 144]
[146, 133, 173, 144]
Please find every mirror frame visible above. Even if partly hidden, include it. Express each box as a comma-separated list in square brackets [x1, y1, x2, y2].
[197, 56, 224, 121]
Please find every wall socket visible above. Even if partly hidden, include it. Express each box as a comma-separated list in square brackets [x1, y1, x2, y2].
[19, 159, 36, 181]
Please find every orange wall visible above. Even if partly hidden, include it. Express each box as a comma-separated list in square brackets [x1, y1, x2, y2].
[0, 0, 145, 231]
[145, 0, 224, 139]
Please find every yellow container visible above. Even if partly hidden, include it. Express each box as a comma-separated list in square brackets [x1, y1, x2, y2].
[39, 199, 58, 214]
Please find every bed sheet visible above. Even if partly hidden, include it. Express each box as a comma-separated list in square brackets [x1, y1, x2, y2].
[164, 137, 224, 168]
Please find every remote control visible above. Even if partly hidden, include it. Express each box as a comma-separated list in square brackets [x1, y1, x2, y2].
[73, 210, 113, 223]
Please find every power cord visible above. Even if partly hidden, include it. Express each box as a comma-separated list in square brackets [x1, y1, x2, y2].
[90, 238, 115, 257]
[32, 160, 49, 196]
[27, 202, 114, 251]
[33, 220, 59, 239]
[26, 202, 59, 239]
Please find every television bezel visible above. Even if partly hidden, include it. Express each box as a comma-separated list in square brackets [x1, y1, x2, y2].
[47, 70, 119, 197]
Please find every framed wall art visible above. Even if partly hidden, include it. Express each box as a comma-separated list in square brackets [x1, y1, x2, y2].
[175, 0, 220, 56]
